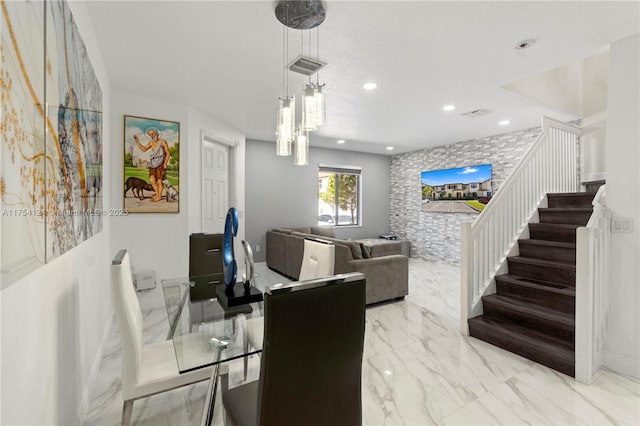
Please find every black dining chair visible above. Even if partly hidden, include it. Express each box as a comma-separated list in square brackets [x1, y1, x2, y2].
[221, 272, 366, 426]
[189, 233, 224, 301]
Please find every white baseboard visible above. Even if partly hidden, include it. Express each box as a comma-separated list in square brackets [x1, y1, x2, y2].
[76, 315, 114, 425]
[602, 350, 640, 380]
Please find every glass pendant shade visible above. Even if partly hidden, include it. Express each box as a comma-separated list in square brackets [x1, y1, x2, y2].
[302, 85, 317, 131]
[276, 96, 295, 156]
[313, 83, 325, 127]
[294, 130, 309, 166]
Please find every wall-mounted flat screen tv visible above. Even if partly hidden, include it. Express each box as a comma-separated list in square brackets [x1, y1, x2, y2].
[421, 164, 492, 213]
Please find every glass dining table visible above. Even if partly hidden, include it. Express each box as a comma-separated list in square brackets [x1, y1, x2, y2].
[161, 276, 265, 425]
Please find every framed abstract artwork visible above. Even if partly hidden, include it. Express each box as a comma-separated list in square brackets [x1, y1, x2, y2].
[1, 0, 103, 284]
[123, 115, 180, 213]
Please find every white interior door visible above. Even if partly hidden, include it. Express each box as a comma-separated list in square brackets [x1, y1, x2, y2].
[202, 140, 229, 233]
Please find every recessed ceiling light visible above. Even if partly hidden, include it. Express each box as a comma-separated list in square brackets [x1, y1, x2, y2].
[499, 120, 511, 126]
[514, 39, 536, 50]
[363, 82, 377, 90]
[386, 146, 394, 151]
[443, 104, 456, 112]
[337, 139, 346, 144]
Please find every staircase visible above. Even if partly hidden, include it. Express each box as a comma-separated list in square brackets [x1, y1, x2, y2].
[468, 192, 595, 377]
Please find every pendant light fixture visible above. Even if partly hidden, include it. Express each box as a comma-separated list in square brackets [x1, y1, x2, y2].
[276, 96, 295, 155]
[294, 127, 309, 166]
[313, 83, 326, 127]
[303, 84, 317, 132]
[274, 0, 327, 165]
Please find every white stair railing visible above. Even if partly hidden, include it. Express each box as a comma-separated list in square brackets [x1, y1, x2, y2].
[461, 116, 582, 334]
[575, 185, 611, 383]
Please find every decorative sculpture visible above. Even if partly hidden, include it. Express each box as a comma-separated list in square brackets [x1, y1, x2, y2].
[241, 240, 255, 292]
[223, 207, 239, 288]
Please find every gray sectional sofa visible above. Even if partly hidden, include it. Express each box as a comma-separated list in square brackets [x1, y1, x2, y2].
[266, 227, 408, 304]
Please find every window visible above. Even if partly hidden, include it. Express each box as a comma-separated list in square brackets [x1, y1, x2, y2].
[318, 165, 361, 226]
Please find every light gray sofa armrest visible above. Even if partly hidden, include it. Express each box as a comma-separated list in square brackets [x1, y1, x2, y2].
[329, 242, 351, 274]
[346, 255, 408, 304]
[266, 231, 286, 274]
[285, 234, 305, 279]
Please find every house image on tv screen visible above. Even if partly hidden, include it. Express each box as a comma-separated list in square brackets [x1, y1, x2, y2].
[421, 164, 493, 213]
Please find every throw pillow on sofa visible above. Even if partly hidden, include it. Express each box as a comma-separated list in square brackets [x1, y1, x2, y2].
[360, 243, 371, 259]
[310, 226, 336, 238]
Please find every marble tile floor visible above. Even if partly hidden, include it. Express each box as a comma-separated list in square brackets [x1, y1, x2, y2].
[84, 259, 640, 425]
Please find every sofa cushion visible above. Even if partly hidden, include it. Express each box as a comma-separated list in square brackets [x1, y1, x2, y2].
[310, 226, 336, 238]
[293, 233, 362, 260]
[273, 228, 295, 234]
[327, 238, 362, 260]
[360, 243, 371, 259]
[290, 227, 311, 234]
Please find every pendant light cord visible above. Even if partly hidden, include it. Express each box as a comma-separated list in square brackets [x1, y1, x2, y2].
[316, 27, 320, 84]
[282, 24, 285, 95]
[285, 5, 289, 96]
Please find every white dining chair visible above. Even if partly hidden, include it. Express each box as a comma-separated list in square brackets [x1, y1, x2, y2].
[111, 249, 212, 425]
[244, 238, 335, 360]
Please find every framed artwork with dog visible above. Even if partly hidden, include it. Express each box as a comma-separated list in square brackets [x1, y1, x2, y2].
[123, 115, 180, 213]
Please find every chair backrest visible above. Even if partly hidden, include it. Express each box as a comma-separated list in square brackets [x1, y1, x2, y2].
[257, 273, 366, 426]
[110, 250, 143, 397]
[189, 233, 223, 277]
[298, 238, 335, 281]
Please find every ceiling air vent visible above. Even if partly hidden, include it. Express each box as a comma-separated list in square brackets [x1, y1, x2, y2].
[461, 109, 491, 118]
[289, 56, 326, 76]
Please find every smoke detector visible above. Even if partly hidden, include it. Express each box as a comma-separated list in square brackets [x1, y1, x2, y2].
[461, 109, 491, 118]
[289, 56, 327, 76]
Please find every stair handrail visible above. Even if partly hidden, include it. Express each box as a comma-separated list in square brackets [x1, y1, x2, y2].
[461, 116, 582, 334]
[575, 185, 611, 383]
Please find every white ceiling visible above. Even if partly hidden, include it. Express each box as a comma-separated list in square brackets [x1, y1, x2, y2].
[85, 1, 639, 155]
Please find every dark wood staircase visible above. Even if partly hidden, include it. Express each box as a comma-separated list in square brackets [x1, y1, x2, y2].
[468, 192, 596, 377]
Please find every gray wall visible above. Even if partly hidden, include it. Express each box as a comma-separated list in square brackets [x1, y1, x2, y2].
[390, 127, 541, 264]
[246, 140, 391, 262]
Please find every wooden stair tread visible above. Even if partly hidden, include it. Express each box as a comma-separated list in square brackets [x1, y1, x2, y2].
[547, 192, 597, 197]
[468, 316, 575, 376]
[483, 294, 575, 327]
[518, 239, 576, 249]
[528, 223, 580, 243]
[469, 315, 574, 353]
[547, 193, 597, 209]
[538, 207, 593, 213]
[508, 256, 576, 271]
[529, 223, 580, 230]
[496, 274, 576, 295]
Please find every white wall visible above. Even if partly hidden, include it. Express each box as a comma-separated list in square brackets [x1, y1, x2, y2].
[245, 140, 392, 263]
[109, 101, 246, 282]
[110, 92, 190, 280]
[504, 59, 584, 117]
[603, 33, 640, 379]
[581, 51, 609, 182]
[0, 2, 113, 424]
[186, 107, 246, 264]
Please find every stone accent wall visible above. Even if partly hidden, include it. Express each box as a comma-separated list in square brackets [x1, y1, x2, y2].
[390, 126, 542, 264]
